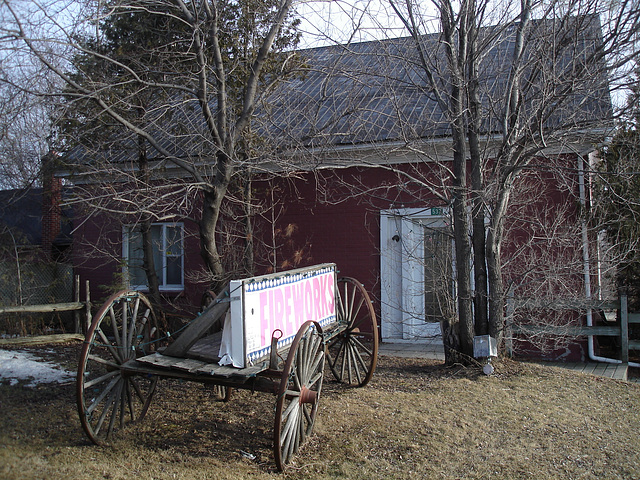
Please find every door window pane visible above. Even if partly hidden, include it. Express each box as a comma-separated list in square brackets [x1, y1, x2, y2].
[424, 227, 452, 323]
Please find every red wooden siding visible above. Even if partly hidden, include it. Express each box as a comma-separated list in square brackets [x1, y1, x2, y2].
[72, 154, 599, 361]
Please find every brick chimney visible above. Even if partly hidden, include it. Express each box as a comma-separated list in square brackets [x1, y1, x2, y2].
[41, 153, 62, 261]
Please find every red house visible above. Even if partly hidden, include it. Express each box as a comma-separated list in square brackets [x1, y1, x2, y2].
[66, 16, 614, 361]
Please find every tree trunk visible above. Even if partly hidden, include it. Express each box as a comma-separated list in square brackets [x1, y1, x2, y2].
[242, 172, 254, 275]
[451, 162, 475, 361]
[467, 17, 488, 336]
[200, 186, 227, 287]
[440, 3, 475, 363]
[141, 218, 162, 308]
[472, 195, 488, 336]
[137, 134, 162, 310]
[487, 180, 512, 345]
[449, 90, 475, 362]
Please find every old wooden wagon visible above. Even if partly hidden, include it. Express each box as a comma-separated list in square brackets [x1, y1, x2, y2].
[76, 263, 378, 470]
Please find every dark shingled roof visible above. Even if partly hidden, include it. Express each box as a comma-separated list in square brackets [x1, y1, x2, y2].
[64, 15, 612, 169]
[257, 14, 612, 150]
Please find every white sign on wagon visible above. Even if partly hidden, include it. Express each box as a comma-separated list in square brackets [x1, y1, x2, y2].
[219, 263, 337, 368]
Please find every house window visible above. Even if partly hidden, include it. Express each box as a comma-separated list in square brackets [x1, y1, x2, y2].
[123, 223, 184, 291]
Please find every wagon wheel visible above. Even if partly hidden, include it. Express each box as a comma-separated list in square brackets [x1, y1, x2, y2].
[201, 289, 232, 402]
[77, 290, 160, 445]
[273, 321, 325, 471]
[326, 277, 379, 387]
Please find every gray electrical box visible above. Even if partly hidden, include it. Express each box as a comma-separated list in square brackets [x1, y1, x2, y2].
[473, 335, 497, 358]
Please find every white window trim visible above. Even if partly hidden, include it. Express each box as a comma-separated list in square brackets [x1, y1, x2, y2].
[122, 222, 185, 292]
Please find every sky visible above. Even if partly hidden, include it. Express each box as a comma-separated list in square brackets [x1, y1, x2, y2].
[294, 0, 412, 48]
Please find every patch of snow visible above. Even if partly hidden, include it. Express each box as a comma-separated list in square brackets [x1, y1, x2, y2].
[0, 349, 75, 387]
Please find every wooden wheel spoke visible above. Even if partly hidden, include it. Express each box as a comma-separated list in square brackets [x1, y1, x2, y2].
[128, 377, 147, 405]
[305, 334, 321, 377]
[84, 369, 120, 389]
[136, 309, 152, 346]
[302, 403, 314, 425]
[308, 355, 324, 385]
[283, 389, 301, 405]
[106, 381, 123, 438]
[301, 335, 320, 382]
[280, 403, 299, 454]
[87, 353, 119, 369]
[336, 296, 345, 324]
[300, 337, 311, 380]
[108, 306, 122, 349]
[347, 342, 363, 384]
[85, 376, 120, 416]
[351, 344, 371, 376]
[291, 409, 304, 460]
[120, 381, 128, 428]
[339, 343, 348, 380]
[328, 278, 378, 387]
[121, 302, 128, 357]
[329, 336, 346, 368]
[292, 369, 303, 391]
[349, 297, 366, 328]
[346, 341, 355, 383]
[339, 284, 349, 321]
[125, 381, 136, 424]
[347, 284, 357, 322]
[274, 321, 324, 471]
[350, 334, 374, 358]
[127, 298, 140, 348]
[94, 379, 121, 437]
[96, 328, 122, 364]
[295, 411, 304, 450]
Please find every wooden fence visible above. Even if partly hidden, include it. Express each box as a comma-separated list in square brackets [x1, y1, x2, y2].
[506, 293, 640, 362]
[0, 276, 91, 334]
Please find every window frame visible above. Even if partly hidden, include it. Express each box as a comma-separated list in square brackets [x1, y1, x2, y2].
[122, 222, 185, 292]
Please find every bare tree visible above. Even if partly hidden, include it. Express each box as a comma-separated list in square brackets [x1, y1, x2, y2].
[595, 66, 640, 307]
[262, 0, 638, 362]
[374, 0, 639, 361]
[1, 0, 302, 290]
[0, 6, 62, 190]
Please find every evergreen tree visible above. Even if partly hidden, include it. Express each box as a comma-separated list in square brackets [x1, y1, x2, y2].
[49, 0, 302, 288]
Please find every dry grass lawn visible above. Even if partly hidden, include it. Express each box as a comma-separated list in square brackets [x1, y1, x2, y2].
[1, 342, 639, 480]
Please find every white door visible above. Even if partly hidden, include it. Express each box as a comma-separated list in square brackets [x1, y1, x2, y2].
[380, 208, 453, 341]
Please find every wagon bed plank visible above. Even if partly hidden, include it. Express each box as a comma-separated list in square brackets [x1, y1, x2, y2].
[136, 352, 269, 379]
[171, 358, 208, 372]
[136, 353, 210, 374]
[195, 362, 268, 378]
[137, 352, 184, 369]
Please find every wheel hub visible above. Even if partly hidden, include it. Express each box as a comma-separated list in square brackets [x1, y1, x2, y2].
[299, 386, 317, 405]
